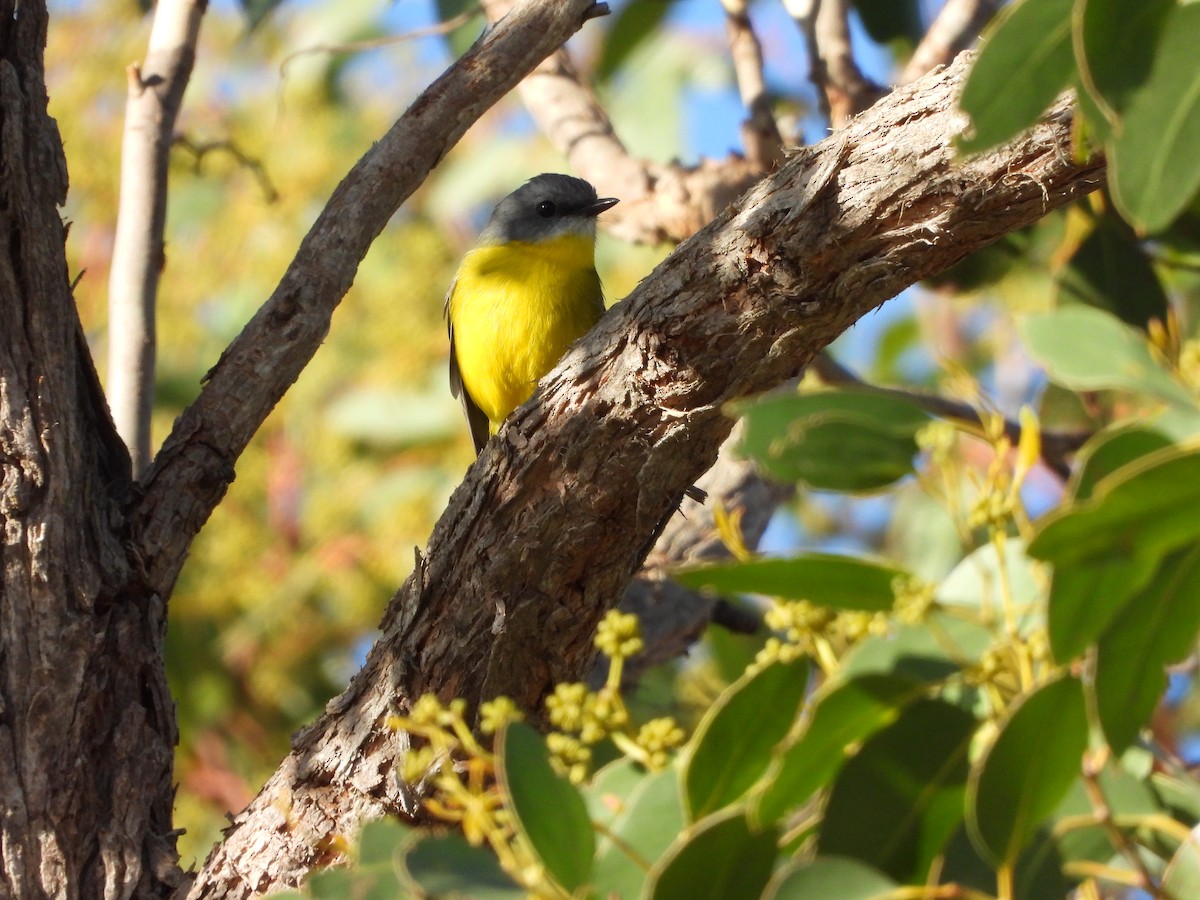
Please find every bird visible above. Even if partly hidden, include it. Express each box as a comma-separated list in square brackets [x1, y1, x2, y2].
[445, 173, 617, 453]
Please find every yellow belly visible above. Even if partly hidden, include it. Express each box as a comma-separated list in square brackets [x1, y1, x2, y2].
[448, 235, 605, 430]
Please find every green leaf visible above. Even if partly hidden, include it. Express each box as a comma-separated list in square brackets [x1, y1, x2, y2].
[497, 722, 594, 894]
[240, 0, 287, 30]
[968, 676, 1088, 866]
[591, 766, 683, 900]
[1020, 306, 1193, 408]
[1056, 216, 1169, 327]
[400, 832, 523, 900]
[674, 553, 906, 612]
[735, 389, 929, 492]
[683, 658, 809, 821]
[1164, 831, 1200, 900]
[584, 757, 651, 831]
[851, 0, 923, 45]
[597, 0, 677, 83]
[819, 699, 976, 883]
[1075, 0, 1172, 121]
[764, 856, 897, 900]
[1029, 445, 1200, 660]
[1095, 545, 1200, 753]
[1108, 3, 1200, 234]
[755, 674, 926, 825]
[1066, 426, 1173, 502]
[958, 0, 1076, 154]
[434, 0, 486, 58]
[645, 809, 779, 900]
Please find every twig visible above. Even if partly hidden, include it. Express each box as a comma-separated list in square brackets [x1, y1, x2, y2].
[810, 353, 1092, 480]
[172, 134, 279, 203]
[277, 5, 480, 82]
[720, 0, 785, 169]
[900, 0, 1003, 84]
[107, 0, 207, 476]
[783, 0, 885, 128]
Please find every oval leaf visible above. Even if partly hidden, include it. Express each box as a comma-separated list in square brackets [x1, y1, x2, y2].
[819, 698, 977, 883]
[1095, 545, 1200, 753]
[591, 766, 683, 900]
[765, 856, 897, 900]
[958, 0, 1076, 154]
[645, 809, 779, 900]
[683, 658, 809, 821]
[1108, 2, 1200, 234]
[498, 721, 594, 894]
[675, 553, 907, 612]
[755, 674, 925, 825]
[968, 676, 1088, 866]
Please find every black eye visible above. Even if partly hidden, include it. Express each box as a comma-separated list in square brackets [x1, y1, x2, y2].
[536, 201, 556, 218]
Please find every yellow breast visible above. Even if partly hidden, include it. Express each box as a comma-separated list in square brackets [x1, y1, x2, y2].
[448, 234, 605, 430]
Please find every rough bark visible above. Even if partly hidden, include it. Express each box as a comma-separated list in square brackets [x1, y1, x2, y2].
[0, 3, 178, 898]
[183, 54, 1103, 897]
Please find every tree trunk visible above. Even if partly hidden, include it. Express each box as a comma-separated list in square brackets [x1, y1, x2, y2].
[0, 3, 180, 898]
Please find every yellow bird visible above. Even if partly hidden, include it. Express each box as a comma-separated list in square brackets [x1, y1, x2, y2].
[446, 174, 618, 452]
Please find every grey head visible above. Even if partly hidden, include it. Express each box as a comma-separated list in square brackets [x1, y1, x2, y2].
[478, 174, 618, 245]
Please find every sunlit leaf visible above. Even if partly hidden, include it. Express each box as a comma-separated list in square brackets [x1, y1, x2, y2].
[1108, 2, 1200, 233]
[498, 722, 594, 894]
[1020, 306, 1193, 408]
[735, 389, 928, 492]
[675, 553, 906, 612]
[958, 0, 1076, 154]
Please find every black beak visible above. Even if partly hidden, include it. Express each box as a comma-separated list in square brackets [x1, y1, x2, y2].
[579, 196, 619, 217]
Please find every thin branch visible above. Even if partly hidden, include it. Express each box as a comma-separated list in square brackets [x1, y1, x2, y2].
[900, 0, 1003, 85]
[810, 353, 1092, 480]
[107, 0, 207, 476]
[720, 0, 786, 169]
[181, 58, 1103, 896]
[783, 0, 885, 128]
[277, 5, 480, 82]
[173, 134, 279, 203]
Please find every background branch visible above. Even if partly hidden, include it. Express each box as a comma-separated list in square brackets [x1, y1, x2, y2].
[106, 0, 206, 476]
[721, 0, 786, 169]
[183, 56, 1103, 897]
[901, 0, 1003, 84]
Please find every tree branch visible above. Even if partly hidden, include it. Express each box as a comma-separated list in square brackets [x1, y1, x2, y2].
[107, 0, 206, 476]
[182, 55, 1103, 897]
[721, 0, 786, 170]
[786, 0, 885, 128]
[900, 0, 1003, 84]
[128, 0, 609, 602]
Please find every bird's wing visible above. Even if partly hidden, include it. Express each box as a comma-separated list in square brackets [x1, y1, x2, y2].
[445, 278, 491, 455]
